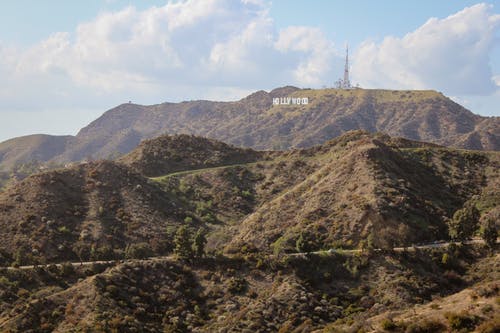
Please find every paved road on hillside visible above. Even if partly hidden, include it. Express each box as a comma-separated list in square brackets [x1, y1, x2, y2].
[151, 162, 261, 180]
[3, 256, 175, 271]
[2, 238, 494, 271]
[286, 238, 490, 257]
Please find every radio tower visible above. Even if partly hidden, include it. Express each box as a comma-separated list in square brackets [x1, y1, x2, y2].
[342, 44, 351, 89]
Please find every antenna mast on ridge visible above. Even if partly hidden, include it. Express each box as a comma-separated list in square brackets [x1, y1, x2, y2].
[335, 44, 353, 89]
[343, 45, 351, 89]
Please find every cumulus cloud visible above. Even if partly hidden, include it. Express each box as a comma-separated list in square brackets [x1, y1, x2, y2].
[275, 26, 335, 85]
[352, 3, 500, 95]
[0, 0, 340, 112]
[2, 0, 499, 126]
[493, 75, 500, 87]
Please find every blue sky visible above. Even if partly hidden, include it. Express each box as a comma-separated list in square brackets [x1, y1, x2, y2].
[0, 0, 499, 142]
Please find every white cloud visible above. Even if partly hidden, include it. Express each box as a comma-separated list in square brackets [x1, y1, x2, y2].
[0, 0, 340, 115]
[493, 75, 500, 87]
[352, 3, 500, 95]
[275, 26, 335, 85]
[2, 0, 499, 142]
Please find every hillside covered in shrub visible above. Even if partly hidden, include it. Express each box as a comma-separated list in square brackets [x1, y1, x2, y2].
[0, 131, 498, 331]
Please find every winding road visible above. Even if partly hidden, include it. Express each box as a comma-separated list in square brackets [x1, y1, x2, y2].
[2, 238, 494, 271]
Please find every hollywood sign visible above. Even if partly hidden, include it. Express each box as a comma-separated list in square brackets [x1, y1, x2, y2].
[272, 97, 309, 105]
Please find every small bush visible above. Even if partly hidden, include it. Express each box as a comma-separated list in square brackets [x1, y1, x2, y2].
[241, 190, 253, 199]
[16, 288, 30, 298]
[59, 262, 75, 277]
[445, 311, 479, 331]
[381, 318, 398, 331]
[476, 316, 500, 333]
[405, 319, 446, 333]
[57, 225, 70, 234]
[476, 284, 499, 298]
[441, 253, 449, 265]
[105, 284, 119, 296]
[481, 304, 493, 314]
[227, 277, 247, 294]
[125, 243, 153, 259]
[342, 304, 364, 316]
[91, 245, 115, 260]
[201, 213, 216, 224]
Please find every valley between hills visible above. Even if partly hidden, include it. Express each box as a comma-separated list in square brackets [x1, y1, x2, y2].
[0, 128, 498, 332]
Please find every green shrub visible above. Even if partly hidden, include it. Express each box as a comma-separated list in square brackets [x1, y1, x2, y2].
[295, 230, 320, 253]
[448, 204, 479, 242]
[59, 262, 75, 277]
[445, 311, 479, 331]
[342, 304, 364, 316]
[381, 318, 398, 331]
[405, 319, 446, 333]
[192, 228, 207, 258]
[201, 213, 216, 224]
[241, 190, 253, 199]
[481, 304, 493, 314]
[441, 253, 449, 265]
[174, 226, 193, 260]
[271, 235, 294, 256]
[57, 225, 70, 234]
[125, 243, 153, 259]
[476, 316, 500, 333]
[105, 284, 119, 296]
[0, 248, 13, 266]
[195, 200, 212, 216]
[227, 277, 247, 294]
[476, 284, 499, 298]
[91, 245, 115, 260]
[481, 217, 498, 249]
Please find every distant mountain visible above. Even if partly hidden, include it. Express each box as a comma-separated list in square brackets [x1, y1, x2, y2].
[0, 87, 498, 171]
[0, 134, 74, 171]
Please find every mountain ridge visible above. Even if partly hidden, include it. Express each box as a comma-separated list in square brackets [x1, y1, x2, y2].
[0, 87, 498, 171]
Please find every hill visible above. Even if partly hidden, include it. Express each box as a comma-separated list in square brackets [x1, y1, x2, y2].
[0, 87, 498, 171]
[152, 131, 498, 255]
[0, 131, 498, 331]
[0, 131, 497, 265]
[0, 160, 188, 265]
[119, 134, 265, 177]
[0, 134, 73, 171]
[0, 244, 497, 332]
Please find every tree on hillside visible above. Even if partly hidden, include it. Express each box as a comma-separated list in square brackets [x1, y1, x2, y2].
[174, 226, 193, 260]
[0, 248, 12, 266]
[73, 242, 91, 263]
[295, 230, 319, 253]
[481, 217, 498, 250]
[448, 203, 480, 242]
[125, 243, 153, 260]
[192, 228, 207, 258]
[295, 232, 307, 253]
